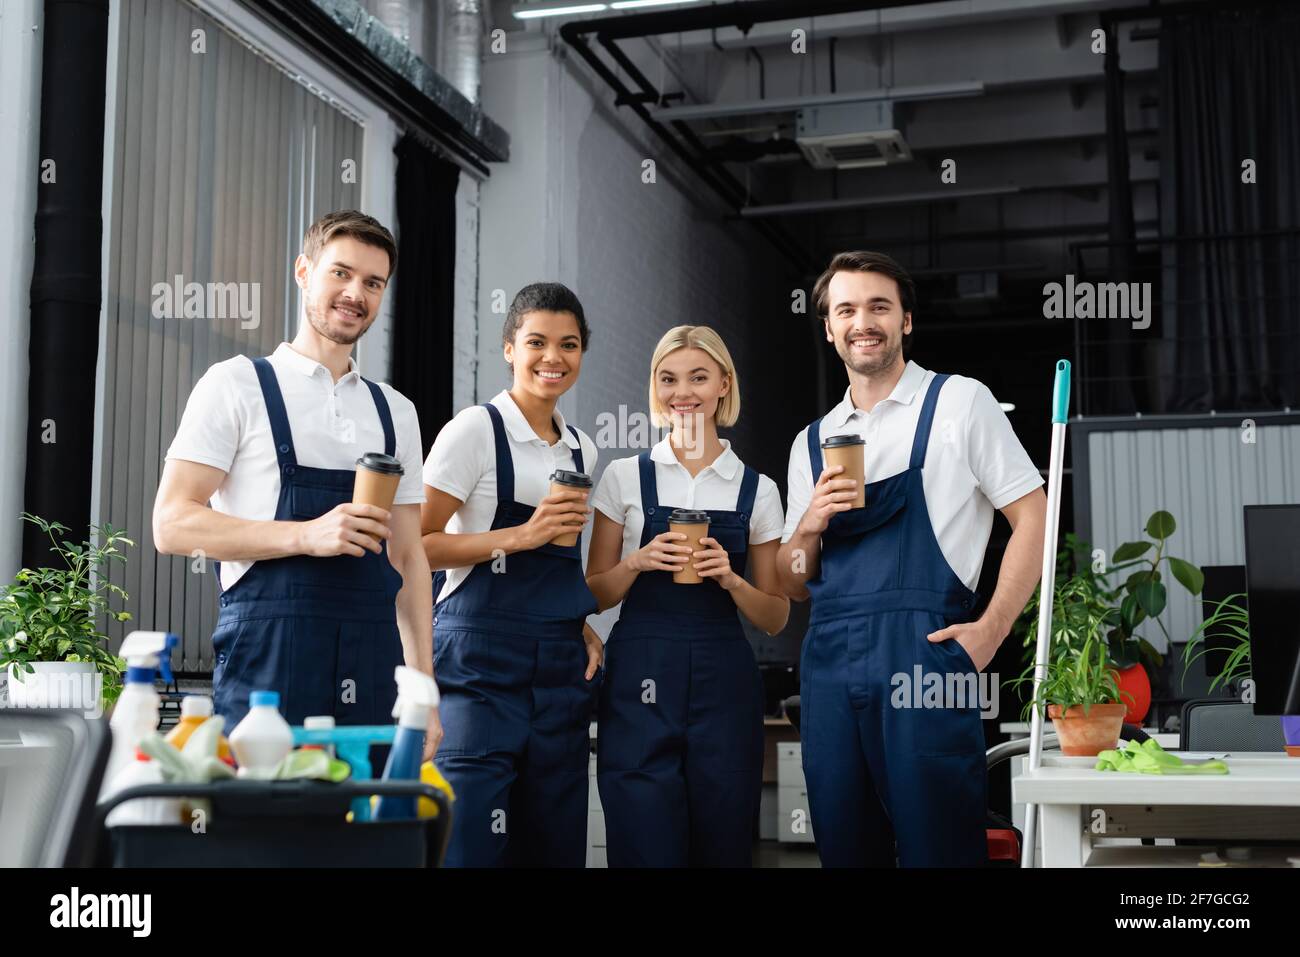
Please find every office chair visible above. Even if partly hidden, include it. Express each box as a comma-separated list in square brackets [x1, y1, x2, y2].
[0, 708, 111, 866]
[1179, 697, 1286, 752]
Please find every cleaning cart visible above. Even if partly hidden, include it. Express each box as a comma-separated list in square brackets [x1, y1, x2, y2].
[94, 775, 452, 867]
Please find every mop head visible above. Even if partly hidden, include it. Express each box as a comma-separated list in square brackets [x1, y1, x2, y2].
[1095, 738, 1229, 774]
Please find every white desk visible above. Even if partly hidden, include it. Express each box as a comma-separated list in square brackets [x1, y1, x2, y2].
[997, 723, 1177, 864]
[1013, 751, 1300, 866]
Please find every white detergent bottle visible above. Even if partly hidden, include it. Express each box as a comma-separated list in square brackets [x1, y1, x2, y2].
[104, 750, 182, 827]
[229, 690, 293, 778]
[101, 631, 178, 799]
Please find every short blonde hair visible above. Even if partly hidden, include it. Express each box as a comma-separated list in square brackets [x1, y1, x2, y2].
[648, 325, 741, 428]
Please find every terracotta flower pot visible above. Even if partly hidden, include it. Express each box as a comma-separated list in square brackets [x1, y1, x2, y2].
[1048, 702, 1127, 756]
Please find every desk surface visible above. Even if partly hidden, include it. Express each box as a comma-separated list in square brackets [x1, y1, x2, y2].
[1014, 752, 1300, 806]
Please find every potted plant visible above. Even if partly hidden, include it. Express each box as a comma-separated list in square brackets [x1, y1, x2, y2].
[0, 513, 133, 714]
[1015, 513, 1203, 725]
[1010, 635, 1130, 756]
[1182, 592, 1300, 756]
[1102, 510, 1204, 718]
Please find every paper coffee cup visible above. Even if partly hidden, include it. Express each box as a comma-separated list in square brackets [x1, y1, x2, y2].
[668, 508, 711, 585]
[353, 452, 404, 539]
[548, 469, 593, 547]
[821, 434, 866, 508]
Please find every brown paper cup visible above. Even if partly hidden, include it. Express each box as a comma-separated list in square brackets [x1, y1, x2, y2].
[549, 482, 584, 547]
[669, 521, 711, 584]
[822, 442, 866, 508]
[353, 453, 403, 540]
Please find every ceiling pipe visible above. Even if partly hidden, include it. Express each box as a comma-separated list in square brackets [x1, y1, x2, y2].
[560, 1, 962, 269]
[564, 0, 958, 42]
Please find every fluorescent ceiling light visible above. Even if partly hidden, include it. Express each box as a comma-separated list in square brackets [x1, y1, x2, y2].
[610, 0, 699, 8]
[998, 402, 1016, 413]
[513, 2, 607, 19]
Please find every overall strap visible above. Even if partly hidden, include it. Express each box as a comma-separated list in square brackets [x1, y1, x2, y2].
[567, 425, 584, 474]
[362, 379, 397, 457]
[250, 357, 297, 470]
[636, 451, 658, 546]
[806, 417, 824, 482]
[736, 465, 760, 521]
[482, 403, 514, 504]
[909, 373, 951, 470]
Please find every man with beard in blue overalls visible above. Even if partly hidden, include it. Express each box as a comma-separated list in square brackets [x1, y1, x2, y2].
[154, 211, 441, 760]
[777, 251, 1047, 867]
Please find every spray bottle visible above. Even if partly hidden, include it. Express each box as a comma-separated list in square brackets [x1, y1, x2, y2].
[100, 631, 178, 799]
[372, 666, 440, 820]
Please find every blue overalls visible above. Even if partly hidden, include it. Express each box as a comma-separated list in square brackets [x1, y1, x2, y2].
[597, 452, 765, 867]
[211, 357, 405, 729]
[800, 372, 988, 867]
[432, 403, 599, 868]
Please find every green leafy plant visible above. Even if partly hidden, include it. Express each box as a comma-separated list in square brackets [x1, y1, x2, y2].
[1007, 634, 1128, 721]
[1010, 532, 1100, 650]
[1105, 510, 1204, 668]
[1015, 513, 1203, 672]
[1180, 592, 1250, 694]
[1019, 567, 1119, 662]
[0, 513, 134, 706]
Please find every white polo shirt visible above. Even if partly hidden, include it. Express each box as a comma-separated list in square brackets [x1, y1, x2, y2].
[165, 342, 426, 592]
[592, 438, 785, 562]
[423, 390, 598, 604]
[781, 360, 1043, 591]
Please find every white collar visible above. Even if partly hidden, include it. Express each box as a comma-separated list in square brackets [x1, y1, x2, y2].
[272, 341, 359, 382]
[825, 359, 928, 428]
[650, 436, 741, 480]
[492, 390, 580, 450]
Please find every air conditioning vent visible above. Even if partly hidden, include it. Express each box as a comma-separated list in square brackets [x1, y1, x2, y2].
[796, 101, 913, 170]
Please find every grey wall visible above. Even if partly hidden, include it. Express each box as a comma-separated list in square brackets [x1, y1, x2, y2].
[478, 33, 811, 648]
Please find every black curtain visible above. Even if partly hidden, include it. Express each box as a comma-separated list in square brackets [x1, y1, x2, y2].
[392, 133, 459, 455]
[1098, 21, 1138, 416]
[1158, 6, 1300, 412]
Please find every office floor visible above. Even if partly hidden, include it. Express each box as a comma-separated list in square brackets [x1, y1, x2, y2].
[753, 842, 822, 868]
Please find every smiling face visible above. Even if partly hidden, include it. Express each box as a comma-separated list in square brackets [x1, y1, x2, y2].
[824, 269, 912, 377]
[503, 309, 584, 399]
[296, 235, 391, 346]
[654, 347, 730, 428]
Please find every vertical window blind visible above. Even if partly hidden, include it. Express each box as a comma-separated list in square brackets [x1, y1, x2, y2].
[99, 0, 366, 672]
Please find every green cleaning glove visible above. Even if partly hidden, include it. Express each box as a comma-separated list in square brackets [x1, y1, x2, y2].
[1093, 738, 1229, 774]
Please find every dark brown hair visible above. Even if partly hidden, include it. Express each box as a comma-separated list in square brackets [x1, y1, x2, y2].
[303, 210, 398, 278]
[812, 250, 915, 356]
[503, 282, 591, 351]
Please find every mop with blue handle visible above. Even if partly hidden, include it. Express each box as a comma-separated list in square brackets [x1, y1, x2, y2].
[1021, 359, 1071, 868]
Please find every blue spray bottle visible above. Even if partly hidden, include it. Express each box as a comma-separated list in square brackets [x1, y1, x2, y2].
[372, 666, 440, 820]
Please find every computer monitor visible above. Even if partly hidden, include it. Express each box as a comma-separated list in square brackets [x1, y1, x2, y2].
[1242, 505, 1300, 715]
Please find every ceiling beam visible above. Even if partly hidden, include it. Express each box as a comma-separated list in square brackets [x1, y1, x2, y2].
[646, 81, 985, 123]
